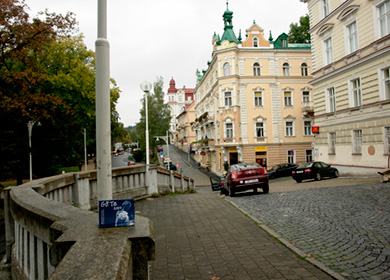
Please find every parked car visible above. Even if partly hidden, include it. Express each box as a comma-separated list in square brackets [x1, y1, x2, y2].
[222, 162, 269, 196]
[268, 163, 298, 179]
[210, 173, 227, 191]
[128, 160, 136, 166]
[292, 161, 339, 183]
[157, 145, 164, 152]
[164, 162, 177, 171]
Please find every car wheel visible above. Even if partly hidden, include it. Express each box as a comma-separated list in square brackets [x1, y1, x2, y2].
[253, 187, 258, 194]
[295, 179, 302, 183]
[314, 172, 321, 181]
[228, 185, 235, 197]
[333, 170, 339, 178]
[262, 184, 269, 194]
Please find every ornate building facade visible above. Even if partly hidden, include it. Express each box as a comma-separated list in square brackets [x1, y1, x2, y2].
[301, 0, 390, 169]
[192, 5, 315, 173]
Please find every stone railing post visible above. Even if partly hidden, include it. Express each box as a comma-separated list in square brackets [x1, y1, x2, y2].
[72, 173, 91, 210]
[146, 167, 158, 195]
[3, 187, 14, 264]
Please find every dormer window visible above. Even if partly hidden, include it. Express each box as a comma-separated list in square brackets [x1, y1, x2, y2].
[282, 39, 287, 47]
[253, 37, 259, 47]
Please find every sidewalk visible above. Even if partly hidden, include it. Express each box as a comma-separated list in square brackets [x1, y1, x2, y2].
[136, 188, 334, 280]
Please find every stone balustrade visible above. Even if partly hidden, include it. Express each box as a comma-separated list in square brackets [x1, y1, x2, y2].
[2, 164, 195, 280]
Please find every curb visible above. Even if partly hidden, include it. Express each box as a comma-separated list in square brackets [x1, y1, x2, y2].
[225, 197, 347, 280]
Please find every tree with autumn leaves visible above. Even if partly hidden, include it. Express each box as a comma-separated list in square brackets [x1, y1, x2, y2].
[0, 0, 125, 184]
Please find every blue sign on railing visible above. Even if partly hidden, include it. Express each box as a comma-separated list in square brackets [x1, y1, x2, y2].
[99, 199, 135, 228]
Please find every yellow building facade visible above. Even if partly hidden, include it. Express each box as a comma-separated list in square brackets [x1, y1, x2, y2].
[301, 0, 390, 169]
[192, 7, 315, 173]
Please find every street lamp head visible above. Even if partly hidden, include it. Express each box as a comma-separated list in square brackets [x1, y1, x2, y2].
[140, 81, 152, 93]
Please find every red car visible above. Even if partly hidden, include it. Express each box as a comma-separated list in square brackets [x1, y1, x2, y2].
[222, 162, 269, 196]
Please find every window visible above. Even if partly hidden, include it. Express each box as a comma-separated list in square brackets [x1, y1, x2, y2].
[353, 129, 362, 154]
[301, 63, 308, 76]
[226, 123, 233, 138]
[327, 87, 336, 112]
[282, 39, 287, 47]
[224, 92, 232, 106]
[256, 122, 265, 137]
[304, 121, 312, 136]
[285, 121, 294, 136]
[306, 150, 313, 162]
[254, 91, 263, 106]
[379, 0, 390, 37]
[322, 0, 330, 17]
[382, 66, 390, 100]
[302, 91, 311, 108]
[223, 62, 230, 76]
[284, 91, 292, 106]
[346, 21, 358, 53]
[253, 37, 259, 47]
[350, 78, 362, 107]
[253, 63, 261, 76]
[324, 37, 333, 65]
[283, 63, 290, 76]
[385, 127, 390, 154]
[329, 132, 336, 154]
[287, 150, 295, 163]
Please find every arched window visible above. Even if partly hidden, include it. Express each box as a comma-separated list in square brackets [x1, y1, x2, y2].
[223, 62, 230, 76]
[301, 62, 308, 76]
[253, 63, 261, 76]
[283, 62, 290, 76]
[253, 37, 259, 47]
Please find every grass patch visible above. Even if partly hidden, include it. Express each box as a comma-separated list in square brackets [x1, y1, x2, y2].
[150, 189, 197, 198]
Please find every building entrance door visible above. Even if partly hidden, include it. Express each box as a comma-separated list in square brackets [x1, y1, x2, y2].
[229, 152, 238, 165]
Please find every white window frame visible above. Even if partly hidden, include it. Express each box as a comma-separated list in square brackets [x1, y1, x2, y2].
[254, 91, 263, 107]
[301, 62, 308, 76]
[285, 120, 295, 137]
[284, 91, 293, 106]
[349, 77, 362, 107]
[283, 62, 290, 76]
[352, 129, 362, 154]
[302, 91, 311, 108]
[329, 132, 336, 154]
[287, 150, 295, 164]
[253, 37, 259, 47]
[305, 150, 313, 163]
[321, 0, 330, 18]
[323, 36, 333, 65]
[225, 122, 234, 139]
[379, 65, 390, 100]
[255, 122, 265, 138]
[345, 20, 358, 54]
[304, 120, 313, 136]
[253, 62, 261, 76]
[377, 0, 390, 38]
[224, 91, 232, 106]
[223, 62, 231, 76]
[384, 127, 390, 155]
[326, 86, 336, 112]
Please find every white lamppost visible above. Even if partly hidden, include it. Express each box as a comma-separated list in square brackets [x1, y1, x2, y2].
[95, 0, 112, 200]
[140, 81, 152, 169]
[27, 121, 40, 181]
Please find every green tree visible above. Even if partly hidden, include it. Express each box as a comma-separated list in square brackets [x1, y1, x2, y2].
[136, 77, 171, 162]
[288, 14, 311, 44]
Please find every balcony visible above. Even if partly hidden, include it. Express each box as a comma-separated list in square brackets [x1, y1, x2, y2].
[302, 101, 314, 112]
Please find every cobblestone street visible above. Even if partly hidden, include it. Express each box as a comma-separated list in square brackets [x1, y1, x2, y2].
[227, 181, 390, 279]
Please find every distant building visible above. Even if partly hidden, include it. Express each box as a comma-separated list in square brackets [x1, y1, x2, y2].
[300, 0, 390, 170]
[192, 4, 315, 172]
[167, 77, 194, 141]
[176, 101, 196, 152]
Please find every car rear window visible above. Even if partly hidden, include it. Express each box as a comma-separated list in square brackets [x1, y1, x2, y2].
[232, 163, 261, 171]
[297, 162, 313, 168]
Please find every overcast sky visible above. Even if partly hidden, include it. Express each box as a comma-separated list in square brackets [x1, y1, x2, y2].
[26, 0, 308, 127]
